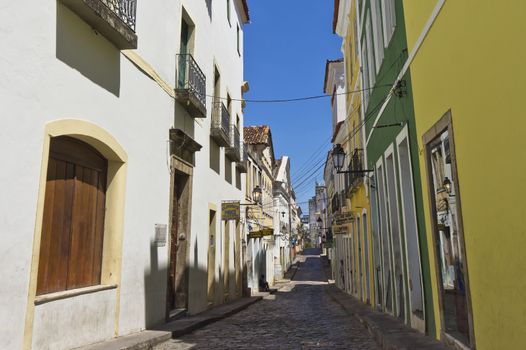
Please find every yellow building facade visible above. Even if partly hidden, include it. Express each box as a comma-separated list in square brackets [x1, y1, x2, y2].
[403, 1, 526, 348]
[334, 0, 375, 306]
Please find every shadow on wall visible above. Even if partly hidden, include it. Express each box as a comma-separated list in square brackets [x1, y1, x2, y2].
[209, 136, 220, 174]
[144, 240, 168, 328]
[145, 236, 220, 319]
[56, 3, 120, 96]
[174, 97, 196, 139]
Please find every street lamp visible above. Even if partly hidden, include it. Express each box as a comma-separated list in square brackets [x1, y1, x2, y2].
[252, 185, 262, 204]
[442, 177, 452, 194]
[239, 186, 263, 207]
[331, 144, 373, 174]
[332, 144, 346, 172]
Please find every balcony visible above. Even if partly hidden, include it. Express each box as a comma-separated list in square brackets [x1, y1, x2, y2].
[61, 0, 137, 49]
[211, 101, 230, 147]
[348, 148, 366, 192]
[340, 191, 347, 209]
[175, 54, 207, 118]
[236, 143, 248, 173]
[225, 125, 241, 161]
[331, 195, 340, 214]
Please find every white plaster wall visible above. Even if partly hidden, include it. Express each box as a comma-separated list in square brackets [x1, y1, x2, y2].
[0, 0, 247, 347]
[0, 0, 186, 347]
[32, 290, 116, 350]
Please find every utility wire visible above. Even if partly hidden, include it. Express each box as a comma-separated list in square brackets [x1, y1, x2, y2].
[292, 151, 330, 184]
[291, 92, 393, 196]
[204, 85, 392, 104]
[292, 136, 332, 180]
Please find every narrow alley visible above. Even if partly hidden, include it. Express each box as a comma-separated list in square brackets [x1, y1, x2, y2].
[3, 1, 526, 349]
[155, 249, 379, 350]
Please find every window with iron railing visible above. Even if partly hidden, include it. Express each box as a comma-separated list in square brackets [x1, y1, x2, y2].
[101, 0, 137, 31]
[349, 149, 365, 188]
[226, 125, 241, 161]
[211, 100, 231, 146]
[175, 54, 206, 117]
[60, 0, 137, 49]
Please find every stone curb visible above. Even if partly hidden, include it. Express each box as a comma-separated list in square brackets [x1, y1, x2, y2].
[75, 331, 172, 350]
[325, 285, 448, 350]
[158, 296, 262, 338]
[76, 297, 262, 350]
[320, 256, 447, 350]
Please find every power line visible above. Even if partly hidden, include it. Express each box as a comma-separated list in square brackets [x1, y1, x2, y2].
[292, 151, 329, 185]
[205, 85, 392, 104]
[292, 136, 332, 179]
[291, 92, 393, 197]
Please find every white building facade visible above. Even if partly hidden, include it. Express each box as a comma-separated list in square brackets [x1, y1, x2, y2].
[0, 0, 249, 349]
[243, 125, 276, 287]
[272, 156, 297, 280]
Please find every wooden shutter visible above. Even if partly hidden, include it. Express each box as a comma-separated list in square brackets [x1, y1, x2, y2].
[37, 137, 107, 295]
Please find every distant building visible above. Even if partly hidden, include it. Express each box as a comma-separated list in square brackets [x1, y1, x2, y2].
[308, 184, 328, 248]
[244, 125, 276, 288]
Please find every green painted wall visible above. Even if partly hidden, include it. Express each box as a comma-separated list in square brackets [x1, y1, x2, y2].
[360, 0, 436, 336]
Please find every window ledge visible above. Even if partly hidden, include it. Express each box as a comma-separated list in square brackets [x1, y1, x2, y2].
[34, 284, 118, 305]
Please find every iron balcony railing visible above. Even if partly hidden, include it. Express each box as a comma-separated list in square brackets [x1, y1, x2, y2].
[348, 148, 365, 189]
[236, 143, 248, 172]
[226, 125, 241, 161]
[101, 0, 137, 31]
[175, 54, 207, 118]
[211, 100, 231, 147]
[331, 195, 340, 214]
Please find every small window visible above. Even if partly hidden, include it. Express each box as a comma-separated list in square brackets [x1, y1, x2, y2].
[382, 0, 396, 47]
[371, 0, 384, 73]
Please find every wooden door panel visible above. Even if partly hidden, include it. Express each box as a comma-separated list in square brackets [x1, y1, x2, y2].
[37, 136, 107, 295]
[68, 166, 104, 289]
[37, 159, 75, 294]
[37, 159, 58, 295]
[92, 174, 106, 284]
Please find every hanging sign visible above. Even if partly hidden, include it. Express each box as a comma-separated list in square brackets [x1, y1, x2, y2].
[222, 201, 240, 221]
[333, 212, 354, 225]
[333, 225, 348, 235]
[248, 228, 274, 239]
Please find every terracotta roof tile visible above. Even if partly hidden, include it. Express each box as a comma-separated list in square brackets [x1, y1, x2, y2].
[244, 125, 271, 145]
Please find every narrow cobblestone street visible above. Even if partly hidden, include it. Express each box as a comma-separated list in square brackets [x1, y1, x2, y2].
[155, 249, 379, 349]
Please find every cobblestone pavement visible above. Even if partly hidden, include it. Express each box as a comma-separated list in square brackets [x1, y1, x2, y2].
[155, 248, 379, 350]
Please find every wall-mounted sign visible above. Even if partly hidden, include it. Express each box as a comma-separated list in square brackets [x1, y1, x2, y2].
[248, 228, 274, 239]
[333, 225, 348, 235]
[154, 224, 167, 247]
[333, 212, 354, 226]
[222, 201, 240, 221]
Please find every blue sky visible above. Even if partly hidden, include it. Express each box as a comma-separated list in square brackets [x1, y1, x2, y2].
[243, 0, 341, 213]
